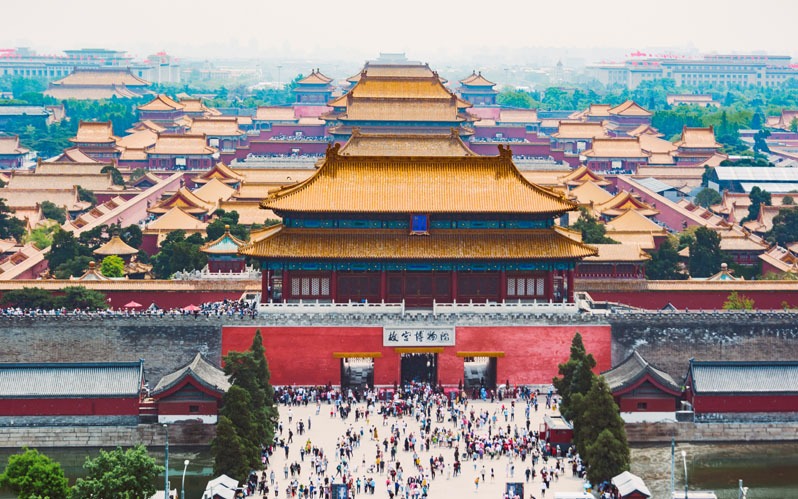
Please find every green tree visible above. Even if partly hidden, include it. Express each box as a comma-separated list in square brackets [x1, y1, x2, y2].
[571, 208, 618, 244]
[646, 239, 685, 280]
[100, 255, 125, 278]
[47, 228, 83, 270]
[57, 286, 109, 310]
[120, 224, 143, 249]
[212, 415, 251, 482]
[571, 376, 630, 484]
[100, 165, 125, 186]
[783, 195, 795, 206]
[207, 210, 249, 242]
[688, 227, 723, 278]
[743, 186, 772, 222]
[24, 223, 58, 249]
[496, 88, 539, 109]
[0, 199, 26, 242]
[766, 207, 798, 246]
[0, 287, 56, 309]
[0, 447, 70, 499]
[552, 332, 596, 422]
[53, 255, 93, 279]
[791, 117, 798, 133]
[723, 291, 755, 310]
[40, 201, 67, 224]
[72, 445, 162, 499]
[151, 230, 207, 278]
[223, 330, 279, 447]
[694, 188, 721, 208]
[77, 186, 97, 206]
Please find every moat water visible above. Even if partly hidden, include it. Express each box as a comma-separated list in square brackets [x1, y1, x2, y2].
[1, 443, 797, 498]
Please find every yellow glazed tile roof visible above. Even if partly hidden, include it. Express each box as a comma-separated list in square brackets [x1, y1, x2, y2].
[240, 226, 597, 260]
[338, 130, 475, 156]
[138, 94, 183, 111]
[146, 133, 217, 155]
[262, 145, 577, 215]
[460, 71, 496, 87]
[93, 235, 138, 256]
[583, 138, 649, 158]
[71, 121, 117, 144]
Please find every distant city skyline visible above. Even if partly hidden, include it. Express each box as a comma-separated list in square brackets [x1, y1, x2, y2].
[3, 0, 798, 64]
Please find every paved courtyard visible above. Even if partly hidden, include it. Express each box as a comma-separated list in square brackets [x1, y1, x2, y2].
[262, 393, 591, 499]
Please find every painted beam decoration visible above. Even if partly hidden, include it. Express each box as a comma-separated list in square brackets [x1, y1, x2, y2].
[383, 327, 455, 347]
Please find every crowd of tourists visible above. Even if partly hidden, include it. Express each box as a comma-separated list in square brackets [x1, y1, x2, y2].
[238, 382, 589, 499]
[0, 298, 258, 318]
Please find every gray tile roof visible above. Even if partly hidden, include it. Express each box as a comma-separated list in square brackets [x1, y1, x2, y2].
[602, 351, 681, 394]
[690, 361, 798, 393]
[0, 362, 143, 397]
[152, 353, 230, 396]
[0, 106, 50, 117]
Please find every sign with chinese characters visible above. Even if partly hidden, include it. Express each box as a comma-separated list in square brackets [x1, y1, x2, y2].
[383, 327, 455, 347]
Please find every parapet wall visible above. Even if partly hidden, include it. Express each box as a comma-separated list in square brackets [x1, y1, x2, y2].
[608, 311, 798, 380]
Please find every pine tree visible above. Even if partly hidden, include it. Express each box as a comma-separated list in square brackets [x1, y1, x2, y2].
[212, 415, 251, 482]
[552, 332, 596, 421]
[571, 376, 630, 483]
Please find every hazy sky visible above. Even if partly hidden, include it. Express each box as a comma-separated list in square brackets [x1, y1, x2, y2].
[4, 0, 797, 63]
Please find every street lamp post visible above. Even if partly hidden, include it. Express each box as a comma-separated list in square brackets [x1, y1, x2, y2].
[181, 459, 190, 499]
[164, 424, 169, 499]
[681, 450, 688, 499]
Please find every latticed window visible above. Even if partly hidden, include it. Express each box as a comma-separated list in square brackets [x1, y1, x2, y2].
[507, 274, 546, 298]
[289, 273, 331, 298]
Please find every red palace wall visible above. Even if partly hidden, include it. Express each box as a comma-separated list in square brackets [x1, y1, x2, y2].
[617, 396, 678, 413]
[692, 394, 798, 413]
[1, 397, 139, 416]
[585, 289, 798, 310]
[157, 400, 218, 416]
[222, 325, 611, 387]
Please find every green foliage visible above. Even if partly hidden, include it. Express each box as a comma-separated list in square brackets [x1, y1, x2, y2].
[0, 447, 70, 499]
[571, 208, 618, 244]
[41, 200, 67, 224]
[766, 207, 798, 246]
[646, 239, 686, 280]
[129, 167, 147, 181]
[584, 428, 631, 485]
[688, 227, 723, 278]
[743, 186, 772, 222]
[48, 228, 85, 270]
[100, 165, 125, 186]
[216, 330, 279, 479]
[0, 198, 26, 242]
[213, 415, 252, 482]
[723, 291, 755, 310]
[53, 256, 93, 279]
[72, 445, 162, 499]
[100, 255, 125, 278]
[791, 117, 798, 133]
[0, 287, 55, 309]
[77, 186, 98, 206]
[119, 224, 143, 249]
[207, 210, 249, 242]
[0, 285, 107, 310]
[694, 188, 721, 208]
[58, 286, 109, 309]
[24, 222, 59, 250]
[496, 88, 540, 109]
[552, 333, 596, 422]
[151, 230, 207, 279]
[572, 376, 630, 484]
[783, 195, 795, 206]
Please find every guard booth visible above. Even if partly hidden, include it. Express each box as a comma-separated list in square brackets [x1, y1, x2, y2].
[542, 415, 574, 450]
[461, 354, 499, 391]
[506, 483, 524, 499]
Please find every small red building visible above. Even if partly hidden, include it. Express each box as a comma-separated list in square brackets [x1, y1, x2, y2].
[541, 415, 573, 449]
[602, 351, 682, 423]
[0, 361, 144, 426]
[151, 353, 230, 424]
[686, 360, 798, 417]
[200, 226, 247, 274]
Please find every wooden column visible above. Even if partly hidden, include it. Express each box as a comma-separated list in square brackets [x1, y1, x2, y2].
[567, 269, 575, 303]
[499, 270, 507, 302]
[261, 268, 270, 302]
[546, 270, 555, 302]
[330, 270, 338, 303]
[283, 270, 291, 300]
[380, 270, 387, 302]
[451, 271, 458, 302]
